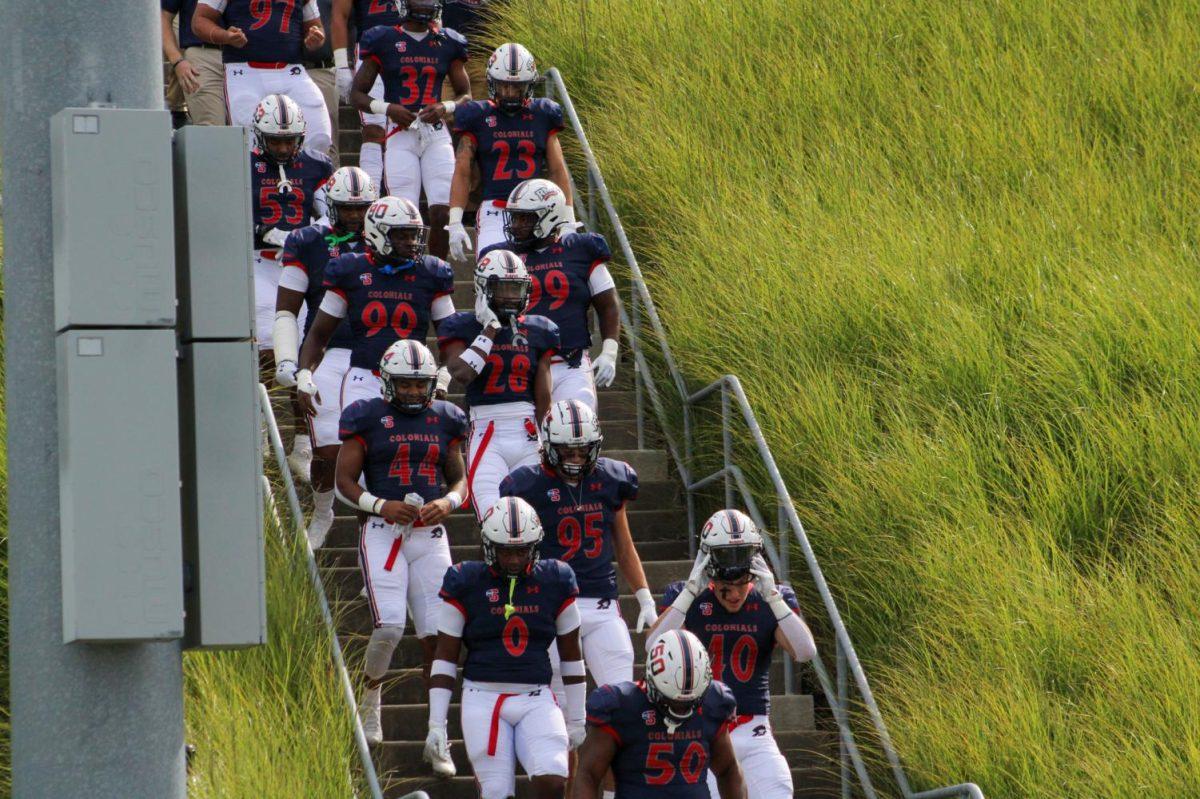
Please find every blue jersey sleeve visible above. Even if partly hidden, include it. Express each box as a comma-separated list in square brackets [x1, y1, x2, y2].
[537, 98, 565, 135]
[441, 402, 469, 445]
[708, 680, 739, 725]
[658, 580, 686, 614]
[442, 26, 469, 61]
[616, 460, 638, 504]
[338, 399, 373, 444]
[583, 232, 612, 269]
[453, 101, 485, 138]
[551, 559, 581, 611]
[161, 0, 182, 12]
[322, 254, 355, 291]
[437, 311, 478, 349]
[357, 25, 388, 65]
[778, 584, 802, 615]
[526, 316, 560, 357]
[585, 684, 624, 742]
[438, 561, 469, 609]
[432, 257, 455, 297]
[280, 228, 306, 267]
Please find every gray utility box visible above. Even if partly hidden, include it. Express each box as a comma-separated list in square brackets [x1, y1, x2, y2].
[172, 125, 255, 342]
[57, 330, 185, 642]
[51, 108, 177, 332]
[178, 342, 266, 648]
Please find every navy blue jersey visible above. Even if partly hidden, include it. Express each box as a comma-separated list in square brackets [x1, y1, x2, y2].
[351, 0, 400, 43]
[482, 232, 613, 353]
[338, 397, 468, 502]
[439, 559, 579, 684]
[453, 98, 565, 201]
[358, 25, 468, 111]
[280, 223, 363, 349]
[251, 148, 333, 247]
[499, 458, 638, 600]
[437, 312, 559, 408]
[163, 0, 204, 48]
[441, 0, 487, 38]
[323, 252, 455, 370]
[587, 680, 737, 798]
[657, 582, 801, 718]
[214, 0, 316, 64]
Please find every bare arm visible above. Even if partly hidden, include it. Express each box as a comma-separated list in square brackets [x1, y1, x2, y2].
[302, 15, 325, 50]
[192, 5, 240, 47]
[298, 310, 341, 372]
[545, 133, 574, 207]
[592, 288, 620, 342]
[571, 728, 616, 799]
[331, 0, 353, 52]
[350, 55, 381, 113]
[334, 437, 368, 505]
[418, 445, 468, 526]
[275, 286, 305, 316]
[449, 135, 476, 211]
[447, 60, 472, 105]
[161, 10, 184, 62]
[612, 506, 649, 593]
[440, 323, 499, 385]
[710, 727, 747, 799]
[534, 350, 553, 421]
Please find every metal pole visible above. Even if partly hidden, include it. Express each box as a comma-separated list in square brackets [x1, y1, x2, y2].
[721, 385, 734, 507]
[838, 639, 852, 799]
[2, 3, 187, 796]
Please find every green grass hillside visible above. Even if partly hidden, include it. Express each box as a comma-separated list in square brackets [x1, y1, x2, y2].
[490, 1, 1200, 796]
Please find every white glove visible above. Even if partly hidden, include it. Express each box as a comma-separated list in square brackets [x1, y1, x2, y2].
[591, 338, 618, 388]
[447, 221, 473, 262]
[749, 554, 778, 597]
[435, 366, 452, 396]
[683, 551, 711, 598]
[261, 226, 290, 248]
[336, 66, 353, 103]
[634, 587, 658, 633]
[296, 368, 318, 398]
[274, 359, 298, 388]
[568, 721, 586, 750]
[560, 204, 584, 233]
[474, 291, 499, 329]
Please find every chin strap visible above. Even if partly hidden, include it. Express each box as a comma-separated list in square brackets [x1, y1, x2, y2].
[324, 230, 355, 247]
[664, 715, 683, 734]
[277, 163, 293, 196]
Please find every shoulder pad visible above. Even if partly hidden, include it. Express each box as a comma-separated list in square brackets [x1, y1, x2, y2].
[706, 680, 738, 719]
[440, 26, 469, 47]
[585, 682, 624, 725]
[453, 100, 486, 130]
[523, 314, 560, 350]
[337, 397, 377, 440]
[778, 584, 801, 613]
[437, 311, 479, 345]
[499, 464, 538, 498]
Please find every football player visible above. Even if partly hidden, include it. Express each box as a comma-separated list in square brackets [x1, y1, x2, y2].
[335, 340, 468, 744]
[193, 0, 333, 156]
[438, 250, 559, 519]
[649, 510, 817, 799]
[485, 178, 621, 409]
[350, 0, 472, 260]
[447, 43, 575, 261]
[500, 400, 657, 696]
[273, 165, 377, 548]
[574, 629, 747, 798]
[295, 195, 456, 416]
[330, 0, 402, 188]
[426, 497, 585, 794]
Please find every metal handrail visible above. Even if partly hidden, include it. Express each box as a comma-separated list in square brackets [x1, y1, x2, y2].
[258, 384, 385, 799]
[543, 67, 985, 799]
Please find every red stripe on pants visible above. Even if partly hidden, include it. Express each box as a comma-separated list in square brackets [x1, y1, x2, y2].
[465, 420, 495, 520]
[383, 533, 403, 572]
[488, 693, 517, 756]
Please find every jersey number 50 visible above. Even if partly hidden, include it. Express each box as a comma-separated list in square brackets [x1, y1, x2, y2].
[645, 741, 707, 785]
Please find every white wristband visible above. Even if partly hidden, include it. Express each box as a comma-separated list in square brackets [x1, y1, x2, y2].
[369, 99, 389, 116]
[460, 349, 486, 374]
[431, 659, 458, 680]
[444, 491, 463, 511]
[560, 659, 585, 678]
[442, 100, 456, 114]
[471, 334, 494, 355]
[334, 49, 349, 69]
[357, 491, 385, 515]
[448, 207, 464, 226]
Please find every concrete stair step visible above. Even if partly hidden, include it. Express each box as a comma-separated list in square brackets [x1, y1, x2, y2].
[436, 389, 643, 422]
[322, 560, 692, 599]
[377, 693, 815, 743]
[322, 505, 690, 548]
[318, 537, 691, 570]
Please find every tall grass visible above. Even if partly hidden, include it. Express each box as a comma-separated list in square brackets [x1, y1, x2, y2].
[185, 476, 365, 798]
[489, 2, 1200, 796]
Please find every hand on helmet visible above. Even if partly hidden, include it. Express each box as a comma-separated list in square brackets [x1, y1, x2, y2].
[749, 554, 779, 597]
[474, 291, 500, 330]
[683, 552, 712, 598]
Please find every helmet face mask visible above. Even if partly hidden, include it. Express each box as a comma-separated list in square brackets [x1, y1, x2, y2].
[330, 202, 371, 234]
[487, 44, 538, 115]
[490, 79, 533, 113]
[491, 543, 535, 577]
[706, 543, 759, 583]
[486, 275, 531, 322]
[385, 375, 435, 414]
[325, 166, 378, 234]
[379, 340, 438, 414]
[399, 0, 441, 24]
[480, 497, 544, 577]
[364, 197, 427, 263]
[503, 209, 544, 250]
[386, 225, 429, 263]
[262, 134, 302, 164]
[540, 399, 603, 481]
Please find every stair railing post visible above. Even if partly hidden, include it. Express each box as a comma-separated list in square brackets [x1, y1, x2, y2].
[838, 637, 851, 799]
[721, 382, 734, 508]
[631, 288, 646, 450]
[684, 401, 696, 557]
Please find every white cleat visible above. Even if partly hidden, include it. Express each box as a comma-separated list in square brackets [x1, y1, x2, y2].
[359, 688, 382, 745]
[286, 445, 312, 484]
[307, 509, 334, 550]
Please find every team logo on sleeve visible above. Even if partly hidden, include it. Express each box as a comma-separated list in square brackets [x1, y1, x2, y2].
[700, 602, 713, 616]
[547, 489, 561, 502]
[641, 709, 656, 725]
[395, 41, 407, 52]
[486, 116, 497, 127]
[486, 588, 500, 602]
[256, 162, 267, 173]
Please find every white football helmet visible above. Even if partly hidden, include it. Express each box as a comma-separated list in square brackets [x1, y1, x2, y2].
[379, 340, 439, 414]
[480, 497, 545, 576]
[645, 629, 713, 729]
[364, 196, 428, 263]
[486, 43, 538, 113]
[474, 249, 530, 323]
[325, 166, 378, 232]
[699, 509, 764, 582]
[541, 399, 603, 480]
[252, 93, 306, 164]
[504, 179, 570, 251]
